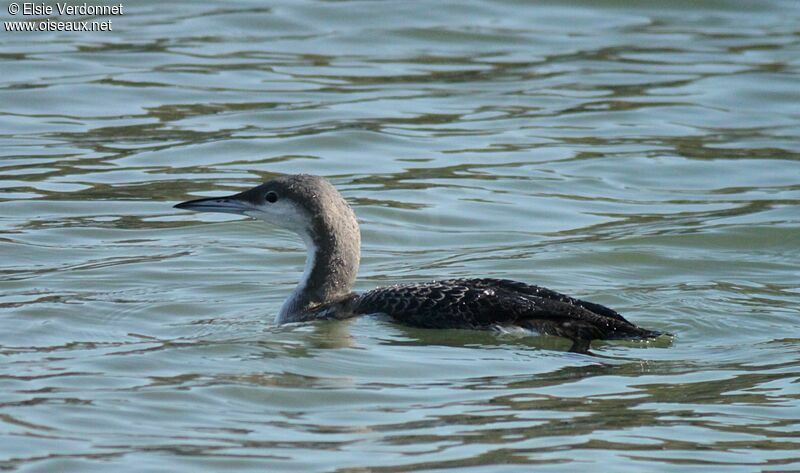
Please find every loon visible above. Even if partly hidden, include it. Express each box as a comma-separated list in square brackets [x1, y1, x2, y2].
[175, 174, 663, 353]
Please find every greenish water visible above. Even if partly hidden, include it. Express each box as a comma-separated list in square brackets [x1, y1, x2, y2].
[2, 0, 800, 471]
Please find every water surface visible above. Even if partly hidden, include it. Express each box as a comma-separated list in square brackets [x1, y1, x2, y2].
[2, 0, 800, 471]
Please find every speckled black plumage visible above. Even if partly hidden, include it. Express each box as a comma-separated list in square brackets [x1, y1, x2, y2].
[344, 278, 661, 353]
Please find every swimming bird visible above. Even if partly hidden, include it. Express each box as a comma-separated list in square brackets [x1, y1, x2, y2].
[175, 174, 663, 353]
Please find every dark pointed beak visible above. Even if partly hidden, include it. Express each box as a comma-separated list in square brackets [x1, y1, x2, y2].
[174, 193, 253, 215]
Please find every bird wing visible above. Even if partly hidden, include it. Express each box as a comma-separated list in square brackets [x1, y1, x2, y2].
[465, 278, 631, 323]
[351, 278, 657, 351]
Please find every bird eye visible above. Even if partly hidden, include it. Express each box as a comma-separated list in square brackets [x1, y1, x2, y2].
[265, 191, 278, 203]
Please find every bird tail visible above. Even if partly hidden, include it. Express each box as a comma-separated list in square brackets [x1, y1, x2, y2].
[570, 327, 668, 354]
[603, 324, 669, 342]
[624, 326, 668, 340]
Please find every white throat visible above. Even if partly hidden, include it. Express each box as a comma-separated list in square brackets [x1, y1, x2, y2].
[276, 233, 317, 324]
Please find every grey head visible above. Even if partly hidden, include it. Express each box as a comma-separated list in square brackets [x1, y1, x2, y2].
[175, 174, 361, 322]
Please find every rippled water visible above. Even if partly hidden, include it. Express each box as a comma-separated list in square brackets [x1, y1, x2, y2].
[2, 0, 800, 471]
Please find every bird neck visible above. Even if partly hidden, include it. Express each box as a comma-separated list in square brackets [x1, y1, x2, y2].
[276, 206, 361, 323]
